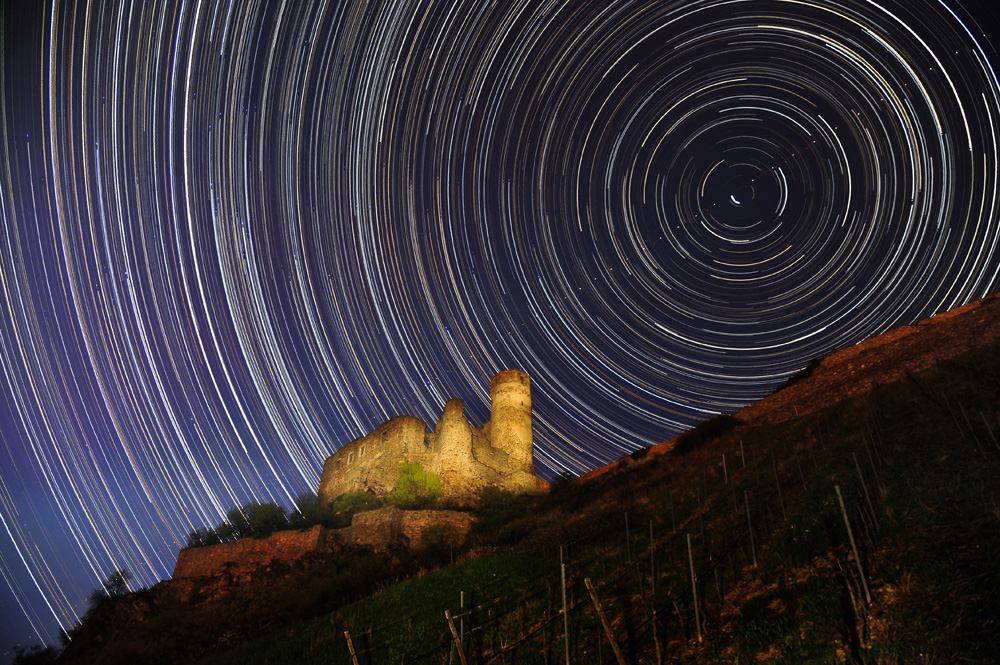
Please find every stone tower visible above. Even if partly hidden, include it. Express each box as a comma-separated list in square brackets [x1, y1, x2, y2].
[489, 369, 534, 476]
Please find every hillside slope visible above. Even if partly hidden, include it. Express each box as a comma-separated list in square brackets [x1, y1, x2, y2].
[56, 295, 1000, 664]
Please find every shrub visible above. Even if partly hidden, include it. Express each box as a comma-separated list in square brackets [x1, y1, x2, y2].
[290, 490, 337, 528]
[184, 526, 220, 549]
[330, 491, 383, 527]
[629, 446, 650, 461]
[218, 501, 289, 540]
[12, 644, 59, 664]
[247, 501, 289, 537]
[184, 500, 292, 548]
[471, 486, 535, 535]
[673, 413, 743, 454]
[416, 522, 458, 567]
[87, 569, 131, 610]
[386, 462, 443, 509]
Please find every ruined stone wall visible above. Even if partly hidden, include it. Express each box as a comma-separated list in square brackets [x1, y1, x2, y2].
[400, 510, 473, 546]
[318, 370, 543, 504]
[169, 511, 476, 581]
[172, 525, 329, 579]
[318, 415, 433, 502]
[339, 506, 473, 552]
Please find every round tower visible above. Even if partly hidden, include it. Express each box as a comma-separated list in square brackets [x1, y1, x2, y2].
[489, 369, 534, 475]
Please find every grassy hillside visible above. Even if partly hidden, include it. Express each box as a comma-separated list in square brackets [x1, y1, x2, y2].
[192, 341, 1000, 664]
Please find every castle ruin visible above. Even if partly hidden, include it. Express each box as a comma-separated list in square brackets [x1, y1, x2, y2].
[317, 370, 546, 503]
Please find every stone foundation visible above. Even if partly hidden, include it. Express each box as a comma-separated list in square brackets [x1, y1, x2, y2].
[172, 525, 331, 579]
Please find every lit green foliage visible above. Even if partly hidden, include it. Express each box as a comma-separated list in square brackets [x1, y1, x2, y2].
[386, 461, 442, 509]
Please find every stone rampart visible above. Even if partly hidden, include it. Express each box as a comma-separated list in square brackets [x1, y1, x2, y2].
[172, 525, 329, 579]
[337, 506, 473, 552]
[401, 510, 474, 546]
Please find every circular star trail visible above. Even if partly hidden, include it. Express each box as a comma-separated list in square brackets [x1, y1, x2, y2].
[1, 0, 999, 647]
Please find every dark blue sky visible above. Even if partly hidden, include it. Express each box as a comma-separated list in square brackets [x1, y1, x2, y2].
[2, 0, 1000, 657]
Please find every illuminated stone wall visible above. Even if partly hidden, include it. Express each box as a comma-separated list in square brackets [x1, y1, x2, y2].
[318, 370, 545, 504]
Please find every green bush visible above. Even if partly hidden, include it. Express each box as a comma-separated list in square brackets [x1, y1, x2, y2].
[183, 501, 291, 548]
[386, 462, 442, 509]
[290, 491, 332, 528]
[220, 501, 288, 539]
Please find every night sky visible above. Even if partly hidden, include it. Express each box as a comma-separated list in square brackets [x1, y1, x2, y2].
[2, 0, 999, 654]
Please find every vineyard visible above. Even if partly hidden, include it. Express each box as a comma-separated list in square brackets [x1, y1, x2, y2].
[197, 341, 1000, 664]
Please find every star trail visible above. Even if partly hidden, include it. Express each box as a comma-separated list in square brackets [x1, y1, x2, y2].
[2, 0, 999, 651]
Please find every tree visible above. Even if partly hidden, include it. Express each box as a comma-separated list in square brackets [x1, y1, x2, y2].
[329, 491, 382, 527]
[291, 490, 340, 528]
[223, 505, 252, 541]
[11, 644, 59, 664]
[87, 569, 131, 610]
[184, 526, 221, 548]
[246, 501, 288, 537]
[215, 501, 290, 540]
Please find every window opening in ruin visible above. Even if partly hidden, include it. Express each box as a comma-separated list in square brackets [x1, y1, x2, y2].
[348, 452, 354, 464]
[360, 445, 366, 457]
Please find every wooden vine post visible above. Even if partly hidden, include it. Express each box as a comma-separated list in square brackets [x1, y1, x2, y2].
[835, 485, 871, 604]
[561, 547, 571, 665]
[687, 533, 702, 643]
[445, 610, 469, 665]
[343, 630, 360, 665]
[584, 578, 627, 665]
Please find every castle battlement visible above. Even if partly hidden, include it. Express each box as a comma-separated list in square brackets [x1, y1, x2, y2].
[317, 370, 545, 503]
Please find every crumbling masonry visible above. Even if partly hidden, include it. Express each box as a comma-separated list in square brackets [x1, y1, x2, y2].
[317, 370, 546, 503]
